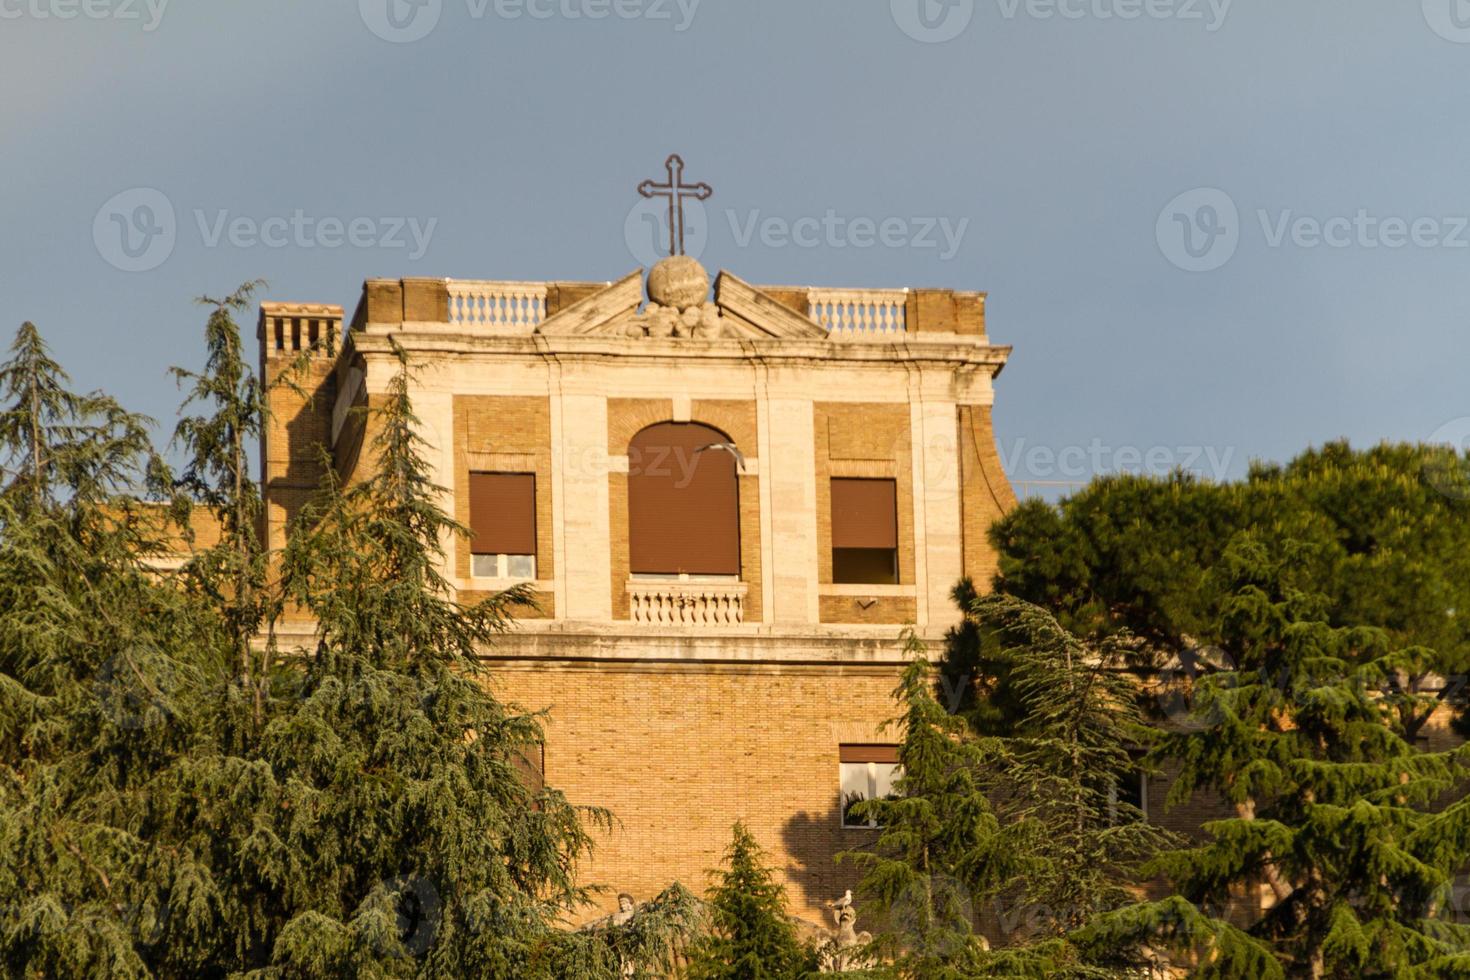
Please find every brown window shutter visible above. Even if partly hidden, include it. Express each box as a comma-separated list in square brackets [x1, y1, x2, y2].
[628, 422, 741, 575]
[468, 472, 536, 556]
[830, 478, 898, 549]
[514, 743, 545, 795]
[840, 744, 901, 764]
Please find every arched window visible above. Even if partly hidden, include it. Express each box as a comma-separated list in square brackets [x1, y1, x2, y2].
[628, 422, 741, 576]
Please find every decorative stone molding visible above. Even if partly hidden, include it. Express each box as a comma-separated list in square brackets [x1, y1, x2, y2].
[715, 272, 829, 339]
[624, 256, 737, 340]
[258, 302, 343, 358]
[627, 578, 748, 626]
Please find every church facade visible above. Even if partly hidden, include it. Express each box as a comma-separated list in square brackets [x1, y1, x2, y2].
[256, 255, 1015, 924]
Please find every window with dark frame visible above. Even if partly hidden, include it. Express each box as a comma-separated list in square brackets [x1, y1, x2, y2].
[468, 472, 537, 580]
[839, 744, 901, 828]
[830, 477, 899, 585]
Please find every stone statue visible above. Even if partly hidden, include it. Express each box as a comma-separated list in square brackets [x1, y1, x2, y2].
[625, 256, 736, 340]
[611, 892, 638, 927]
[817, 890, 873, 973]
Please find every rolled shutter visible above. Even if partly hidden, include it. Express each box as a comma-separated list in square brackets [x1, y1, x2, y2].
[628, 422, 740, 575]
[840, 744, 900, 764]
[469, 472, 536, 556]
[830, 478, 897, 549]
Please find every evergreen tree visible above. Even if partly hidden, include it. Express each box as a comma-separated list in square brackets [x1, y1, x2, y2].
[251, 341, 614, 976]
[969, 595, 1175, 938]
[1, 304, 703, 978]
[989, 444, 1470, 738]
[688, 822, 817, 980]
[0, 321, 208, 978]
[1145, 538, 1470, 976]
[838, 632, 1030, 978]
[168, 281, 276, 734]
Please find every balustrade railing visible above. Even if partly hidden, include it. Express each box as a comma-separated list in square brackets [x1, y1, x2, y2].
[447, 280, 548, 330]
[627, 579, 747, 626]
[807, 288, 908, 338]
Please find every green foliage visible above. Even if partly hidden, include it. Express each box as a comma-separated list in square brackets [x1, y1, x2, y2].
[0, 308, 698, 978]
[838, 632, 1020, 978]
[990, 444, 1470, 738]
[688, 822, 817, 980]
[0, 320, 157, 511]
[838, 629, 1139, 979]
[990, 456, 1470, 977]
[970, 595, 1177, 937]
[1142, 537, 1470, 977]
[0, 320, 209, 979]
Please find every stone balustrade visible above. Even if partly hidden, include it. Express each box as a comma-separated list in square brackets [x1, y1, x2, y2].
[627, 579, 748, 626]
[807, 288, 909, 339]
[447, 280, 548, 331]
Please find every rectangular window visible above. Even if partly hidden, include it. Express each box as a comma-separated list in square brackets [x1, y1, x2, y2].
[470, 553, 537, 581]
[839, 744, 901, 828]
[469, 472, 536, 574]
[830, 478, 898, 585]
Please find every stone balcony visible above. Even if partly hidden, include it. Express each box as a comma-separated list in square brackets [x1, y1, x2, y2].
[627, 578, 749, 627]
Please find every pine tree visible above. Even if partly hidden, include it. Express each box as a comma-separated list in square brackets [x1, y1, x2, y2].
[688, 822, 817, 980]
[1075, 536, 1470, 977]
[837, 632, 1030, 979]
[2, 304, 703, 978]
[969, 595, 1176, 938]
[0, 321, 207, 978]
[168, 281, 276, 734]
[989, 444, 1470, 738]
[244, 340, 611, 975]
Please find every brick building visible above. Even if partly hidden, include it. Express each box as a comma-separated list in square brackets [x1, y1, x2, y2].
[257, 255, 1016, 925]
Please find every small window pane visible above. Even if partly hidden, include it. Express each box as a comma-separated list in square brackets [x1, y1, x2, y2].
[873, 762, 901, 802]
[840, 760, 901, 828]
[840, 762, 872, 828]
[506, 554, 536, 580]
[472, 554, 500, 578]
[833, 547, 898, 585]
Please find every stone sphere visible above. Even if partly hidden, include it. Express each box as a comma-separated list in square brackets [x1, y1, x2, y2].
[646, 255, 709, 309]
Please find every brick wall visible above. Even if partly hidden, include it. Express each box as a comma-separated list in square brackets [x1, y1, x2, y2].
[958, 404, 1016, 590]
[488, 660, 905, 925]
[260, 334, 336, 556]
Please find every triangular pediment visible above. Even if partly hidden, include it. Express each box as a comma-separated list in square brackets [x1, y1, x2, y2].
[535, 271, 644, 336]
[712, 273, 827, 339]
[534, 267, 828, 342]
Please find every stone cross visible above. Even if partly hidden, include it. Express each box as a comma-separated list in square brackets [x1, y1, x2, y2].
[638, 154, 712, 257]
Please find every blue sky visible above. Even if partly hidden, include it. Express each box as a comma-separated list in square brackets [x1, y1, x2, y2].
[2, 1, 1468, 495]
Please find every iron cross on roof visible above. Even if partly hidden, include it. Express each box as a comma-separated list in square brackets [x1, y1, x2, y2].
[638, 154, 712, 257]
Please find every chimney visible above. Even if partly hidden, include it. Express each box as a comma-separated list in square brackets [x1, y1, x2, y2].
[257, 302, 343, 555]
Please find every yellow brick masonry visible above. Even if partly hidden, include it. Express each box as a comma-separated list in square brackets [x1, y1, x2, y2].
[488, 659, 902, 926]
